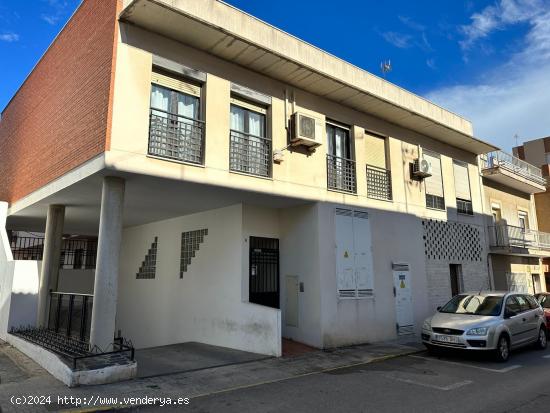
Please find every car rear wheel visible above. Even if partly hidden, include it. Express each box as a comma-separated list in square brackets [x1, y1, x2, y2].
[536, 327, 547, 350]
[495, 335, 510, 362]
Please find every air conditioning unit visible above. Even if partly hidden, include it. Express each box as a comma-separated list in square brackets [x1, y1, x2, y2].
[413, 155, 432, 178]
[290, 112, 323, 148]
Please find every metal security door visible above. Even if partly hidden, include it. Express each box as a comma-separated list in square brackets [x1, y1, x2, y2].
[249, 237, 280, 309]
[392, 263, 414, 335]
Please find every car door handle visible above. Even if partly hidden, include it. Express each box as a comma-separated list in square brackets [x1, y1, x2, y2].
[522, 318, 527, 322]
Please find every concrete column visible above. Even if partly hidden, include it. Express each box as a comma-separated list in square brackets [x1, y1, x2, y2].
[90, 177, 125, 350]
[37, 205, 65, 327]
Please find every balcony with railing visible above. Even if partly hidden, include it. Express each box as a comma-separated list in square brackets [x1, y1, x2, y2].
[327, 154, 357, 194]
[488, 224, 550, 254]
[229, 130, 272, 177]
[148, 109, 205, 165]
[366, 165, 392, 201]
[480, 151, 546, 193]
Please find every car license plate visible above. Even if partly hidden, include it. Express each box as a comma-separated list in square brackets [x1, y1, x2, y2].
[434, 334, 460, 344]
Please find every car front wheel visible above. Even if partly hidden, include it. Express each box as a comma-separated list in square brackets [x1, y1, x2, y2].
[536, 327, 547, 350]
[495, 335, 510, 362]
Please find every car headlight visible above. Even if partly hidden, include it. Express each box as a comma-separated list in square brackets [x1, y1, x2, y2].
[422, 319, 432, 331]
[467, 327, 488, 336]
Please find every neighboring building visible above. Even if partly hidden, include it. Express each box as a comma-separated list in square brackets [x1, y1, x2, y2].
[514, 137, 550, 287]
[479, 150, 550, 293]
[0, 0, 499, 365]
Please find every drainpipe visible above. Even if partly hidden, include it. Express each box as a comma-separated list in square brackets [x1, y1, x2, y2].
[476, 154, 494, 290]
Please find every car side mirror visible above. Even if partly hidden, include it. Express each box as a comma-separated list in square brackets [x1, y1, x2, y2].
[436, 306, 442, 312]
[504, 310, 516, 319]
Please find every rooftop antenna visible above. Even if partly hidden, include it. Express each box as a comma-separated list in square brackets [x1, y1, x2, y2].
[514, 133, 519, 148]
[380, 60, 392, 79]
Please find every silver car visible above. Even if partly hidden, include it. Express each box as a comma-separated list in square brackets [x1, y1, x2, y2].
[422, 291, 547, 361]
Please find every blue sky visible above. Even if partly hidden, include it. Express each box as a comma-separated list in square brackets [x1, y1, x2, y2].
[1, 0, 549, 151]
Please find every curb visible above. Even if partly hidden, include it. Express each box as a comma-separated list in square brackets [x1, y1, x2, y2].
[65, 347, 424, 412]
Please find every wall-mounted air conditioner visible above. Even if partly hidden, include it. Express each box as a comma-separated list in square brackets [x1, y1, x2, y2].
[290, 112, 323, 148]
[412, 154, 433, 178]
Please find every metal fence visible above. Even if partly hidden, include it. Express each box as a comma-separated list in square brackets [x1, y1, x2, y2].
[481, 151, 546, 186]
[488, 225, 550, 250]
[48, 292, 93, 342]
[229, 130, 272, 177]
[60, 239, 97, 269]
[148, 109, 205, 165]
[9, 235, 44, 260]
[327, 154, 356, 193]
[8, 235, 97, 269]
[366, 165, 392, 200]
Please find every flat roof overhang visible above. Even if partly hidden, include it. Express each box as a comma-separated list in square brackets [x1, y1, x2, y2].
[489, 247, 550, 258]
[120, 0, 498, 155]
[481, 167, 547, 194]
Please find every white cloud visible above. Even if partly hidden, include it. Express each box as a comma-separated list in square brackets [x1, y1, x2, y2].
[426, 58, 436, 69]
[398, 16, 425, 32]
[41, 14, 58, 25]
[426, 65, 550, 149]
[381, 31, 412, 49]
[460, 0, 546, 50]
[40, 0, 69, 25]
[0, 32, 19, 42]
[425, 3, 550, 150]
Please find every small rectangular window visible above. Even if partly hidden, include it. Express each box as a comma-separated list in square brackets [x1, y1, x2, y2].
[424, 151, 445, 210]
[518, 211, 529, 230]
[453, 161, 472, 215]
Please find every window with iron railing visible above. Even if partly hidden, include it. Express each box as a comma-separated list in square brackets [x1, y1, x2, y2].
[366, 165, 392, 200]
[229, 101, 271, 177]
[148, 83, 204, 165]
[456, 198, 473, 215]
[326, 122, 356, 193]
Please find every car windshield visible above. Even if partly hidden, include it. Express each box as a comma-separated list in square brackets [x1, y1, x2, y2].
[439, 295, 503, 316]
[536, 294, 550, 309]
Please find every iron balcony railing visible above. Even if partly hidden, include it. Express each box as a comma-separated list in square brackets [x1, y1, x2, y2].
[229, 130, 272, 177]
[48, 292, 93, 342]
[481, 151, 546, 186]
[327, 154, 357, 193]
[9, 235, 97, 269]
[366, 165, 392, 200]
[488, 225, 550, 250]
[148, 109, 205, 165]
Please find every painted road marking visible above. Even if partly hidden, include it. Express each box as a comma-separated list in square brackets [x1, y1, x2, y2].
[410, 355, 521, 373]
[387, 376, 473, 391]
[542, 354, 550, 359]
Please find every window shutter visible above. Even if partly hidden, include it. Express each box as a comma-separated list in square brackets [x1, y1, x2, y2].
[230, 96, 267, 114]
[453, 161, 471, 201]
[151, 70, 201, 97]
[424, 152, 444, 197]
[365, 133, 387, 169]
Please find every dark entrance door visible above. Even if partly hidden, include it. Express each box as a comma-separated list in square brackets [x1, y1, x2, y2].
[249, 237, 280, 309]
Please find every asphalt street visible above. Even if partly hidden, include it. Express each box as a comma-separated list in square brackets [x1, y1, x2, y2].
[137, 345, 550, 413]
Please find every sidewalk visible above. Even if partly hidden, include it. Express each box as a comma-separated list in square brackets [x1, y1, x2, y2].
[0, 336, 424, 412]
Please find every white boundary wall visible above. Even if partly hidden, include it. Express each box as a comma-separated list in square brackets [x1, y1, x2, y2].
[117, 204, 281, 356]
[0, 202, 40, 339]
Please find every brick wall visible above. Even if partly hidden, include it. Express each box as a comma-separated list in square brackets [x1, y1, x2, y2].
[0, 0, 120, 205]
